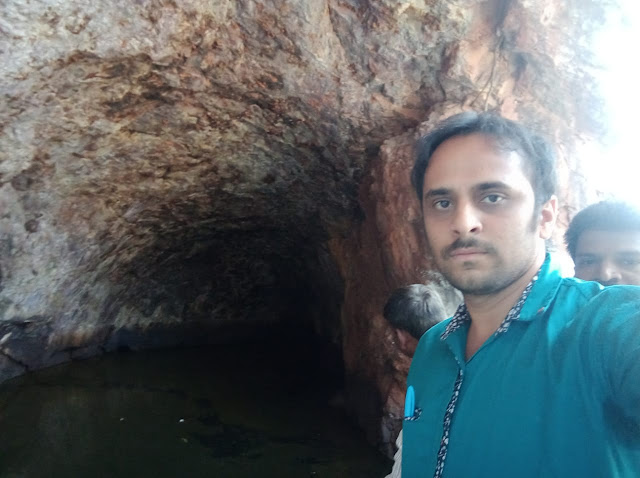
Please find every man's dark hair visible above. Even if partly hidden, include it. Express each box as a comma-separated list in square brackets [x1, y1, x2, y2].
[383, 284, 449, 340]
[565, 200, 640, 259]
[411, 111, 557, 207]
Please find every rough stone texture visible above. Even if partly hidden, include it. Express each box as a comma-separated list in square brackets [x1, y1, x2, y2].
[0, 0, 617, 452]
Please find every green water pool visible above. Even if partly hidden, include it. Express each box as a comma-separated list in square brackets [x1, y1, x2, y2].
[0, 341, 390, 478]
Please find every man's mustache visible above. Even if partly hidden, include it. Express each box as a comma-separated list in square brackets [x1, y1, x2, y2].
[443, 239, 497, 258]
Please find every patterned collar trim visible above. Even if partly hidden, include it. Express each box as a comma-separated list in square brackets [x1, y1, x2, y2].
[440, 271, 541, 341]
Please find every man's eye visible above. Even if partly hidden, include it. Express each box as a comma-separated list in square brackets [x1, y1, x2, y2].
[481, 194, 504, 204]
[433, 199, 451, 210]
[576, 258, 596, 267]
[621, 258, 640, 267]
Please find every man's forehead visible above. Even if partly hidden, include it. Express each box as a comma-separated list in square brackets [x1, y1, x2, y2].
[431, 133, 521, 158]
[423, 134, 531, 191]
[576, 229, 640, 253]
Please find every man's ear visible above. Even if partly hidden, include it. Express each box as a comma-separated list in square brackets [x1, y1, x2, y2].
[395, 329, 419, 356]
[538, 195, 558, 240]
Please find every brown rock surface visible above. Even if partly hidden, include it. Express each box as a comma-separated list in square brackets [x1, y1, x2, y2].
[0, 0, 617, 452]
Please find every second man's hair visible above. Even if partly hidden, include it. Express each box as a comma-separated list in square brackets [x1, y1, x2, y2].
[565, 200, 640, 259]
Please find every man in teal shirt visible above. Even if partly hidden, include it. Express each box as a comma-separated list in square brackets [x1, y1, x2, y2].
[402, 112, 640, 477]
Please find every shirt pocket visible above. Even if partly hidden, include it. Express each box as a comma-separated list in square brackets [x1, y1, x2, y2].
[401, 396, 445, 478]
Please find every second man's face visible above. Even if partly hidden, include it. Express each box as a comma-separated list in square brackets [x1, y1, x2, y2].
[574, 230, 640, 286]
[421, 134, 555, 296]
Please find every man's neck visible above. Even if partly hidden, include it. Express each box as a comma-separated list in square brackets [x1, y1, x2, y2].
[464, 252, 545, 358]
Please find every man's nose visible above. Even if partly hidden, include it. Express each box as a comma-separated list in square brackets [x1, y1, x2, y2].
[451, 202, 482, 236]
[597, 261, 622, 285]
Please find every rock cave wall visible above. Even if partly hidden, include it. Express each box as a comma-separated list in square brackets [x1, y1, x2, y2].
[0, 0, 616, 452]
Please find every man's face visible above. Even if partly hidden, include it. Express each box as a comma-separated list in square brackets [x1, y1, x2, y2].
[421, 134, 556, 296]
[573, 230, 640, 285]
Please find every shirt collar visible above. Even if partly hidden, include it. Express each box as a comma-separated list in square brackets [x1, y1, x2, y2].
[440, 253, 561, 341]
[518, 253, 564, 321]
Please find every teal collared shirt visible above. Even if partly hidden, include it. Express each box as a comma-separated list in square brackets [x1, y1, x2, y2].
[402, 254, 640, 477]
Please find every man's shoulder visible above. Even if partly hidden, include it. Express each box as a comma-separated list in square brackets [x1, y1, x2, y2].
[558, 276, 640, 305]
[582, 283, 640, 318]
[421, 317, 452, 341]
[554, 277, 640, 327]
[412, 318, 451, 357]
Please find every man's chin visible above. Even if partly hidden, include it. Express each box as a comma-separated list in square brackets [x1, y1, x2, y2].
[442, 261, 485, 277]
[442, 269, 493, 294]
[453, 280, 501, 296]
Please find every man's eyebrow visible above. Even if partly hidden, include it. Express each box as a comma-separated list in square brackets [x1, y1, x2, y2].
[616, 251, 640, 257]
[424, 188, 452, 199]
[475, 181, 512, 191]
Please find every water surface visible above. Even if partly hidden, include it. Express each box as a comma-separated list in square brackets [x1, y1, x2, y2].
[0, 340, 390, 478]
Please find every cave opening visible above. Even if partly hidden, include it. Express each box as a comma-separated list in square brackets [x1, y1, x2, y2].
[74, 207, 350, 403]
[101, 223, 347, 384]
